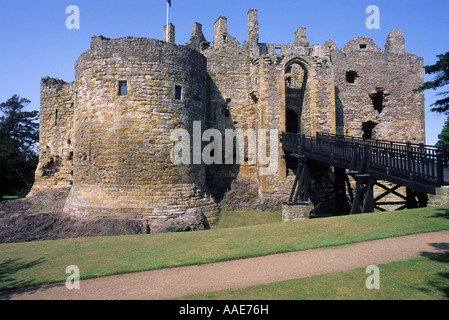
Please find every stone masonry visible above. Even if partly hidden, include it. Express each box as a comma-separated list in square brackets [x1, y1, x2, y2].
[29, 9, 426, 231]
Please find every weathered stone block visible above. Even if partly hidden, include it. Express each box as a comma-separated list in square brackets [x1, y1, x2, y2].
[282, 202, 313, 221]
[149, 207, 208, 233]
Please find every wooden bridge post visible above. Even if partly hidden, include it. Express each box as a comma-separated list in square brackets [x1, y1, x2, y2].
[288, 156, 309, 205]
[406, 188, 429, 209]
[437, 153, 444, 186]
[350, 175, 376, 215]
[334, 167, 352, 215]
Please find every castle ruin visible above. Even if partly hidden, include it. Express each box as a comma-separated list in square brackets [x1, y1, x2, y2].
[29, 9, 425, 232]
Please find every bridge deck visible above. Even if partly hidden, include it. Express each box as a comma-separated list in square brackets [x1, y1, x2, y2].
[282, 132, 449, 195]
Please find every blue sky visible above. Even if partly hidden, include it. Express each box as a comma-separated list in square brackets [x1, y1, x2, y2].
[0, 0, 447, 145]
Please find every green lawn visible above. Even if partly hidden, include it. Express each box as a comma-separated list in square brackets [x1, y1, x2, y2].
[1, 205, 449, 292]
[216, 210, 282, 228]
[177, 254, 449, 300]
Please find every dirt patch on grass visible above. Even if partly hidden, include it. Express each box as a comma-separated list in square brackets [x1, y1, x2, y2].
[0, 188, 149, 244]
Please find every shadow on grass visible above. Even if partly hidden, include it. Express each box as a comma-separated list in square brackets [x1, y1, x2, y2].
[420, 243, 449, 299]
[0, 257, 46, 300]
[431, 207, 449, 220]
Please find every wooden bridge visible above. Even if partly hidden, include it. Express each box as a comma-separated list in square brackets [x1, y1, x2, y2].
[281, 132, 449, 215]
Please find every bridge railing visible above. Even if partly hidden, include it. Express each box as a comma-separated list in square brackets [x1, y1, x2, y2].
[316, 133, 449, 165]
[281, 132, 449, 188]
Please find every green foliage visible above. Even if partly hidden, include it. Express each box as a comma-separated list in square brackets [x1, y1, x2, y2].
[0, 95, 39, 199]
[436, 116, 449, 148]
[417, 51, 449, 114]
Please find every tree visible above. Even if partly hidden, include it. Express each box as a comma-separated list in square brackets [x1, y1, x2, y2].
[417, 51, 449, 114]
[0, 95, 39, 200]
[436, 116, 449, 148]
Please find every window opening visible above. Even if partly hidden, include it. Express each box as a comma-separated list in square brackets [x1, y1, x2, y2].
[118, 81, 128, 96]
[223, 98, 231, 117]
[175, 85, 183, 100]
[362, 121, 376, 140]
[370, 90, 385, 113]
[359, 44, 367, 49]
[346, 71, 358, 84]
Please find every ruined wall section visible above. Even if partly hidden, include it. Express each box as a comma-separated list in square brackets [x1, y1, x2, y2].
[201, 18, 261, 209]
[253, 48, 336, 208]
[253, 54, 291, 207]
[302, 54, 336, 136]
[332, 33, 425, 142]
[64, 36, 219, 227]
[203, 43, 256, 178]
[29, 77, 74, 196]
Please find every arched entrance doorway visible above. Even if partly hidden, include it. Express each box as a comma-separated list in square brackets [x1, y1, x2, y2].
[285, 109, 299, 133]
[284, 60, 308, 176]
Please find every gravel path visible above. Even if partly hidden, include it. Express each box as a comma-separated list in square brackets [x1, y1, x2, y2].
[2, 230, 449, 300]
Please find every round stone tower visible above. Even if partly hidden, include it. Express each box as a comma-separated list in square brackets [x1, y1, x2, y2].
[63, 36, 219, 230]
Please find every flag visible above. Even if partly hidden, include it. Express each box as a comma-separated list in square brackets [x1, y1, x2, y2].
[167, 0, 171, 7]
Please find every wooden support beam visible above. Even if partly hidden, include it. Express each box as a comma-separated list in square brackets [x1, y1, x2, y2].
[374, 183, 405, 201]
[288, 157, 309, 205]
[334, 167, 352, 215]
[350, 175, 376, 215]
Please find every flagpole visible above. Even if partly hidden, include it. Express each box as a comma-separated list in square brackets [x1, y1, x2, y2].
[166, 1, 169, 42]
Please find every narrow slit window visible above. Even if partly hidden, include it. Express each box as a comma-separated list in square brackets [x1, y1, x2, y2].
[223, 98, 231, 117]
[54, 109, 59, 126]
[118, 81, 128, 96]
[175, 85, 183, 100]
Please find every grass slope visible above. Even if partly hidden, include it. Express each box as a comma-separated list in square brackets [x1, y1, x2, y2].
[1, 206, 449, 291]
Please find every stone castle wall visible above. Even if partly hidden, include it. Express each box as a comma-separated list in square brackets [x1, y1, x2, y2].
[29, 77, 74, 196]
[200, 17, 261, 208]
[63, 36, 219, 228]
[332, 32, 425, 142]
[29, 9, 427, 230]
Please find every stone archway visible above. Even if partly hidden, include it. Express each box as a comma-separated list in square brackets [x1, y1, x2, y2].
[284, 59, 308, 176]
[285, 61, 307, 134]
